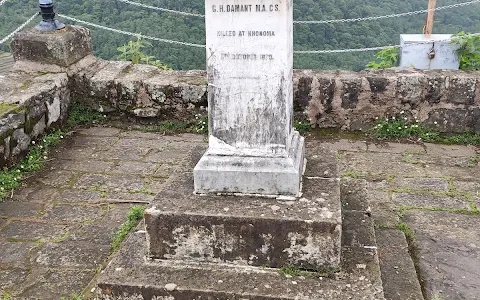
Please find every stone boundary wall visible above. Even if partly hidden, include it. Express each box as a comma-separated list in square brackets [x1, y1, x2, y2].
[1, 59, 480, 167]
[0, 73, 70, 167]
[70, 62, 480, 133]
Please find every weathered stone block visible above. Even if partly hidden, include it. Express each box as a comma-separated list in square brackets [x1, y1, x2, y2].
[115, 64, 159, 111]
[12, 26, 92, 68]
[294, 76, 313, 111]
[341, 77, 362, 109]
[195, 131, 304, 195]
[11, 128, 30, 157]
[425, 74, 447, 104]
[147, 148, 341, 270]
[396, 73, 426, 106]
[88, 61, 132, 112]
[146, 175, 341, 270]
[446, 76, 477, 105]
[426, 108, 472, 133]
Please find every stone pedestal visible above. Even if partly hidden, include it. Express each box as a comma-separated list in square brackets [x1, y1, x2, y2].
[11, 26, 93, 73]
[194, 0, 304, 196]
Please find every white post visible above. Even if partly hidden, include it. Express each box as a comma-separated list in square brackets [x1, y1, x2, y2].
[194, 0, 304, 196]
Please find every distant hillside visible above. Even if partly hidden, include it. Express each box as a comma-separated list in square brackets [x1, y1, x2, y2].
[1, 0, 479, 70]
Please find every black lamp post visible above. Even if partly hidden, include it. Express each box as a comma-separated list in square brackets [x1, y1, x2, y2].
[35, 0, 65, 31]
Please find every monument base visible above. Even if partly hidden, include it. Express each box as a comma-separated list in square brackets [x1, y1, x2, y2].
[194, 131, 305, 196]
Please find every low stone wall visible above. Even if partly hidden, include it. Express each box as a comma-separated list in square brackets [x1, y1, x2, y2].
[295, 69, 480, 133]
[0, 72, 70, 167]
[70, 60, 207, 120]
[70, 62, 480, 133]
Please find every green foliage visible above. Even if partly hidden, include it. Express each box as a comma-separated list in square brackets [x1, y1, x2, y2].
[0, 130, 66, 201]
[397, 223, 415, 241]
[369, 113, 440, 141]
[279, 265, 309, 277]
[452, 31, 480, 70]
[193, 114, 208, 134]
[111, 205, 146, 251]
[340, 171, 363, 178]
[294, 121, 311, 133]
[60, 293, 83, 300]
[117, 36, 171, 70]
[367, 47, 399, 69]
[4, 0, 480, 70]
[369, 114, 480, 145]
[1, 291, 11, 300]
[67, 101, 105, 127]
[279, 265, 340, 278]
[443, 132, 480, 145]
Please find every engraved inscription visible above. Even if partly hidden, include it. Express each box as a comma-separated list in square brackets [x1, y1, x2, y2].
[212, 4, 279, 12]
[217, 31, 276, 37]
[221, 53, 274, 60]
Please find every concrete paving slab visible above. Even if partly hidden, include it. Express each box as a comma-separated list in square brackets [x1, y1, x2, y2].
[0, 201, 44, 218]
[93, 146, 150, 161]
[304, 143, 339, 178]
[0, 268, 30, 291]
[424, 143, 477, 158]
[62, 159, 116, 173]
[341, 152, 427, 180]
[78, 126, 122, 137]
[11, 187, 61, 203]
[0, 240, 37, 268]
[41, 204, 104, 223]
[393, 177, 449, 192]
[102, 191, 154, 203]
[110, 161, 159, 175]
[321, 139, 368, 152]
[60, 189, 104, 203]
[35, 170, 78, 188]
[19, 268, 94, 299]
[392, 192, 470, 210]
[367, 142, 425, 154]
[74, 174, 146, 192]
[404, 210, 480, 300]
[0, 221, 69, 241]
[376, 229, 424, 300]
[34, 241, 110, 269]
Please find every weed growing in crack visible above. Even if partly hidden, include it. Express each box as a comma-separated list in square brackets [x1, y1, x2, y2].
[368, 113, 480, 145]
[467, 156, 480, 168]
[369, 113, 439, 141]
[397, 223, 415, 241]
[111, 205, 146, 251]
[0, 291, 12, 299]
[294, 121, 312, 134]
[0, 130, 66, 201]
[193, 114, 208, 134]
[67, 101, 105, 127]
[279, 264, 340, 279]
[60, 292, 83, 300]
[340, 171, 364, 179]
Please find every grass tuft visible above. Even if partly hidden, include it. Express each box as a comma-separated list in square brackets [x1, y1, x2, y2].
[369, 114, 480, 145]
[397, 223, 415, 241]
[67, 101, 105, 127]
[111, 205, 146, 251]
[0, 130, 66, 201]
[294, 121, 312, 134]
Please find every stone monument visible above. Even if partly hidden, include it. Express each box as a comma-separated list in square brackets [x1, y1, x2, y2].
[194, 0, 305, 196]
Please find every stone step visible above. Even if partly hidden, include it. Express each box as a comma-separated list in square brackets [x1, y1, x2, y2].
[144, 146, 341, 270]
[97, 155, 385, 299]
[97, 209, 383, 299]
